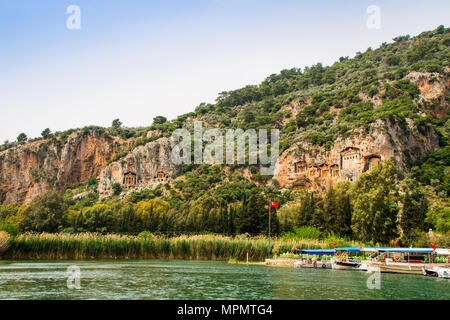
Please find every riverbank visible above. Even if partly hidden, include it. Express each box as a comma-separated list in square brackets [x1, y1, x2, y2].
[1, 232, 364, 261]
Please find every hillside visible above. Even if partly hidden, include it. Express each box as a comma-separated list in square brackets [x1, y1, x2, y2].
[0, 26, 449, 245]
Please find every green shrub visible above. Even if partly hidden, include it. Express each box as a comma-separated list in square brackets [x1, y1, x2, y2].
[281, 226, 321, 240]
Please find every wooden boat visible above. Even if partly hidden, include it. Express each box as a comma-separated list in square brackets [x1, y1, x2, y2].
[294, 249, 335, 269]
[367, 260, 440, 275]
[363, 247, 450, 275]
[294, 260, 331, 269]
[422, 266, 438, 277]
[332, 260, 360, 270]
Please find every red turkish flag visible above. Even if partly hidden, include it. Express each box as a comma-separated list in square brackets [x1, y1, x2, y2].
[430, 242, 437, 250]
[270, 200, 279, 208]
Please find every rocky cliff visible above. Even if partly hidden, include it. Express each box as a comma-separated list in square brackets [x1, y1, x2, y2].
[0, 131, 119, 204]
[274, 118, 440, 191]
[1, 29, 448, 205]
[274, 70, 447, 191]
[98, 137, 180, 198]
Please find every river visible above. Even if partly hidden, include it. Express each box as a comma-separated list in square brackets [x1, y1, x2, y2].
[0, 259, 448, 300]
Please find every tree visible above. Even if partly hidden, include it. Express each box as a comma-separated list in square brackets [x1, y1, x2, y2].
[87, 177, 98, 188]
[400, 181, 428, 235]
[17, 133, 28, 143]
[299, 192, 315, 227]
[277, 202, 301, 233]
[153, 116, 167, 125]
[112, 183, 122, 195]
[321, 183, 353, 237]
[351, 159, 400, 244]
[311, 196, 325, 231]
[335, 189, 352, 237]
[81, 204, 114, 233]
[242, 109, 255, 123]
[228, 206, 236, 235]
[188, 195, 219, 232]
[20, 191, 68, 232]
[235, 192, 274, 235]
[113, 202, 140, 233]
[112, 119, 122, 129]
[41, 128, 52, 139]
[137, 198, 170, 232]
[426, 207, 450, 234]
[322, 187, 337, 234]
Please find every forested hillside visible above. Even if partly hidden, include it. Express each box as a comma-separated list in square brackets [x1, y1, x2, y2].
[0, 26, 449, 247]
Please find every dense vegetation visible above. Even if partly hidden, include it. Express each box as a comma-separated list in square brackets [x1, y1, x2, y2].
[0, 26, 449, 253]
[3, 233, 365, 261]
[0, 159, 448, 248]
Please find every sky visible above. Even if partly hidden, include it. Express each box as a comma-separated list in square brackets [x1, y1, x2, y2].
[0, 0, 449, 142]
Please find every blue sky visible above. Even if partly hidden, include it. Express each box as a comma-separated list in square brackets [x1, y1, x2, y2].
[0, 0, 449, 142]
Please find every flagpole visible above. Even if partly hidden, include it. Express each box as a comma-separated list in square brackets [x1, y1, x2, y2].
[268, 200, 271, 260]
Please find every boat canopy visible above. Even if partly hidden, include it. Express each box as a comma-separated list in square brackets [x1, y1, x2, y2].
[296, 249, 335, 255]
[435, 249, 450, 256]
[335, 247, 362, 253]
[374, 247, 434, 253]
[360, 247, 379, 252]
[296, 247, 449, 255]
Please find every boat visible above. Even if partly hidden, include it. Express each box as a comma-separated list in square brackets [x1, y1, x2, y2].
[437, 267, 450, 279]
[367, 260, 433, 275]
[422, 266, 438, 277]
[332, 260, 361, 270]
[364, 247, 449, 275]
[294, 249, 334, 269]
[331, 247, 364, 270]
[422, 266, 450, 278]
[358, 263, 369, 271]
[294, 260, 332, 269]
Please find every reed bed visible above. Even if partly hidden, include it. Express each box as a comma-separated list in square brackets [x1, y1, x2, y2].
[0, 231, 10, 255]
[3, 233, 364, 261]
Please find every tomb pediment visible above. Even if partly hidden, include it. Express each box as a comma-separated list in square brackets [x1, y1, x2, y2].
[341, 146, 360, 154]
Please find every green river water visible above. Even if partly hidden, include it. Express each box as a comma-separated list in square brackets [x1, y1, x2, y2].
[0, 259, 448, 300]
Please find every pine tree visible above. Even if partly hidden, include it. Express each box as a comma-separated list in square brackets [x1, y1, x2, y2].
[298, 192, 315, 226]
[338, 194, 352, 237]
[323, 187, 338, 234]
[311, 196, 325, 232]
[235, 192, 267, 234]
[228, 206, 235, 235]
[400, 186, 429, 235]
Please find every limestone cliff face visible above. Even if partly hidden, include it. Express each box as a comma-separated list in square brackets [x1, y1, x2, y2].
[274, 119, 440, 191]
[98, 137, 180, 198]
[1, 71, 447, 203]
[406, 71, 450, 119]
[274, 71, 447, 191]
[0, 131, 119, 204]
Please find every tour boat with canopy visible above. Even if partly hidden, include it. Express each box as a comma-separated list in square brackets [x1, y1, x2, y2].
[294, 249, 335, 269]
[363, 247, 449, 275]
[331, 247, 364, 270]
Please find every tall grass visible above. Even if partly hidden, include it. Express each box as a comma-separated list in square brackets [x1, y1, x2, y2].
[3, 233, 366, 261]
[0, 231, 10, 255]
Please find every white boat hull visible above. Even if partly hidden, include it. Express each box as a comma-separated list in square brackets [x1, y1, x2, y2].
[437, 267, 450, 279]
[294, 261, 332, 269]
[368, 261, 447, 275]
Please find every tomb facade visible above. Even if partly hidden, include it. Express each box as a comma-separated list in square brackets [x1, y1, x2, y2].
[123, 171, 138, 187]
